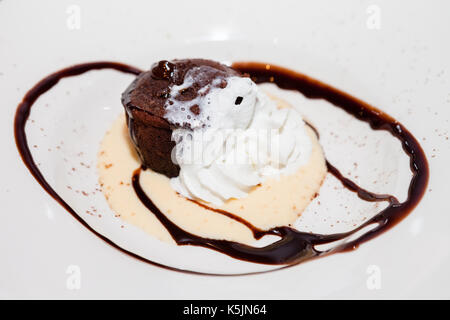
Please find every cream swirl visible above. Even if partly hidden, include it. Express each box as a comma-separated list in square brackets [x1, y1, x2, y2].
[164, 74, 312, 205]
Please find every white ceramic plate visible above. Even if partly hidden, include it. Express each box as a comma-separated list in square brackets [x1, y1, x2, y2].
[1, 0, 449, 298]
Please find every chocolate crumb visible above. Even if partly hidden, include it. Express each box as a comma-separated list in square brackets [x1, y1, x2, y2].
[189, 104, 200, 115]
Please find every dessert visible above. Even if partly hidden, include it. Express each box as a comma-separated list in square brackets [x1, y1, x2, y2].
[99, 59, 327, 244]
[121, 59, 240, 178]
[15, 60, 429, 271]
[121, 59, 317, 205]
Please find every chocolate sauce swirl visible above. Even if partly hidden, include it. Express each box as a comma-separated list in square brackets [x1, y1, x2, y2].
[14, 61, 429, 273]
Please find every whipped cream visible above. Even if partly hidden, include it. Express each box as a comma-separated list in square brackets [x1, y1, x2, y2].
[164, 70, 312, 205]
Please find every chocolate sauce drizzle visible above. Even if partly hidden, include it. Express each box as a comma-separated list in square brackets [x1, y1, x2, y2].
[14, 61, 429, 273]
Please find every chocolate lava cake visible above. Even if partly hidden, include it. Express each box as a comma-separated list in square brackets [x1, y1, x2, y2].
[121, 59, 241, 177]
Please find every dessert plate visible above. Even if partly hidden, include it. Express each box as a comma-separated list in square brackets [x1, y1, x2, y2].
[2, 0, 449, 298]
